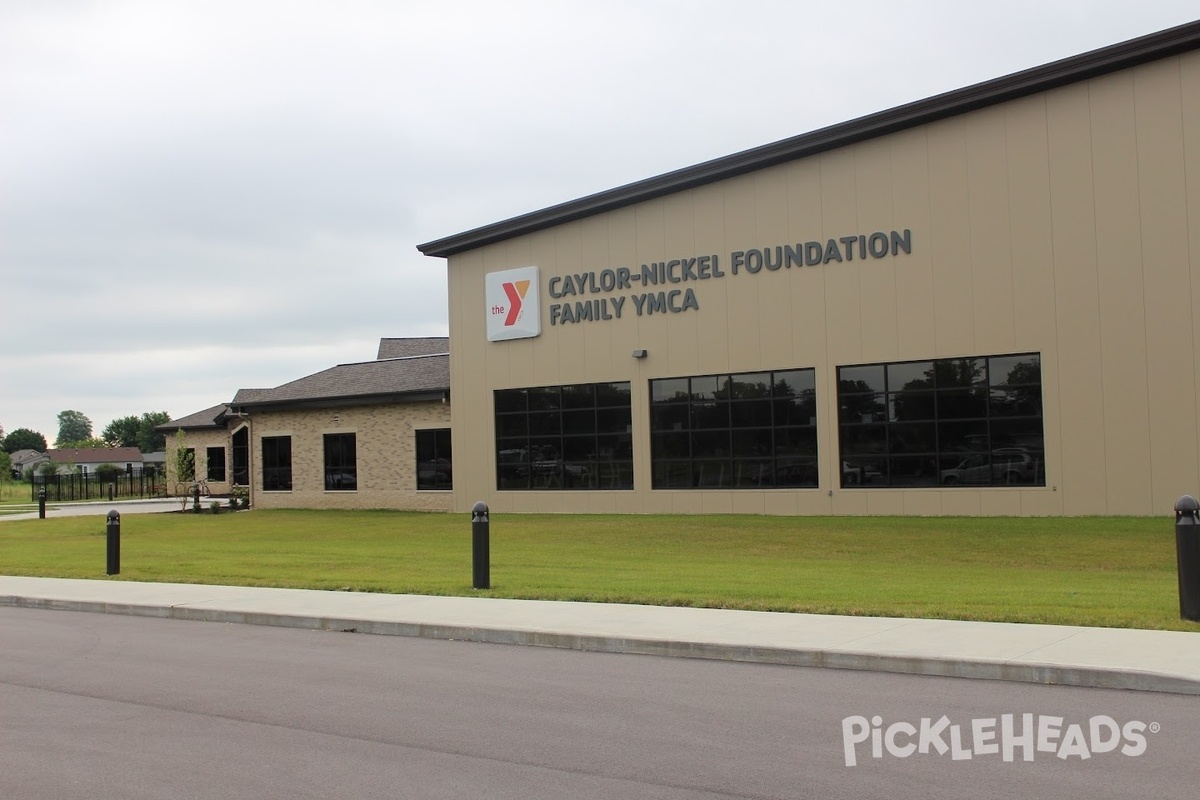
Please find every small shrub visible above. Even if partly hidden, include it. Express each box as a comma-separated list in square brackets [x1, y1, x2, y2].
[95, 463, 122, 483]
[210, 501, 221, 515]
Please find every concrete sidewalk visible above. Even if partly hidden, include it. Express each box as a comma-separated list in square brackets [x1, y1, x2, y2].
[0, 497, 186, 522]
[3, 576, 1199, 695]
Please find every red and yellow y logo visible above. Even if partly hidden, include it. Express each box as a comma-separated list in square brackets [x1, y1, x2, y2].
[486, 266, 540, 342]
[502, 280, 530, 327]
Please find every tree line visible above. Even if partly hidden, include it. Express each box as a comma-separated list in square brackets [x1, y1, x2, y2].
[1, 410, 172, 455]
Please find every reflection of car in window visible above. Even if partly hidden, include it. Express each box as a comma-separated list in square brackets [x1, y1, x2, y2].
[770, 463, 818, 487]
[325, 472, 357, 490]
[841, 462, 881, 485]
[418, 458, 453, 486]
[940, 449, 1035, 485]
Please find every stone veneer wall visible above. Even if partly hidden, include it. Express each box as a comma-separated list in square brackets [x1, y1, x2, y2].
[250, 401, 453, 511]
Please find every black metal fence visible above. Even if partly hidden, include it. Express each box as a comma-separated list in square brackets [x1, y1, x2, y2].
[30, 469, 168, 503]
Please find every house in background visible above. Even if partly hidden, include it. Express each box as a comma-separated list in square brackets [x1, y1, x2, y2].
[43, 446, 145, 476]
[9, 449, 49, 478]
[141, 450, 167, 475]
[161, 337, 452, 511]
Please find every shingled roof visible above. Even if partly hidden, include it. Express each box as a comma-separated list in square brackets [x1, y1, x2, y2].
[45, 446, 143, 464]
[158, 404, 231, 431]
[229, 353, 449, 411]
[377, 337, 449, 359]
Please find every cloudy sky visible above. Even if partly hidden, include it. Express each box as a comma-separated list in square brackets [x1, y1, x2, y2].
[2, 1, 1197, 447]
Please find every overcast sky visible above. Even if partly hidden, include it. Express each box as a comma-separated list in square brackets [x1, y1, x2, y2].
[2, 1, 1197, 448]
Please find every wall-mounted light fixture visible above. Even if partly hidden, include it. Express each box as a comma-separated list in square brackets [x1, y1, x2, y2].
[632, 349, 648, 359]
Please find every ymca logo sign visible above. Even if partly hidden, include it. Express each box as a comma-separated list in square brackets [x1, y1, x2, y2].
[485, 266, 541, 341]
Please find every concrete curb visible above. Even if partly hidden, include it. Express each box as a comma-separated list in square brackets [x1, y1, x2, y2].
[5, 594, 1198, 696]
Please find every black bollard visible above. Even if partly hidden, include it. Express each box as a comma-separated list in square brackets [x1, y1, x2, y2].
[192, 484, 201, 514]
[1176, 495, 1200, 621]
[471, 501, 490, 590]
[106, 510, 121, 576]
[38, 489, 46, 519]
[108, 484, 114, 502]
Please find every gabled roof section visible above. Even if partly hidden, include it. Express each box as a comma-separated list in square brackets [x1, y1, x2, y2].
[229, 389, 274, 405]
[46, 446, 143, 464]
[417, 20, 1200, 258]
[9, 449, 47, 465]
[377, 336, 449, 360]
[230, 353, 449, 411]
[158, 404, 231, 431]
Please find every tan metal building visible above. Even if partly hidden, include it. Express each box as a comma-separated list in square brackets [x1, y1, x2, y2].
[419, 22, 1200, 517]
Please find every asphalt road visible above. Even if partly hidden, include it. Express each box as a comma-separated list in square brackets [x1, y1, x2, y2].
[2, 608, 1196, 800]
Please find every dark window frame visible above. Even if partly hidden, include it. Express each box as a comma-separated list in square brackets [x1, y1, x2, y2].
[494, 382, 633, 491]
[261, 436, 292, 491]
[416, 428, 452, 490]
[837, 353, 1045, 488]
[649, 368, 818, 490]
[231, 427, 250, 486]
[206, 446, 226, 483]
[323, 433, 357, 491]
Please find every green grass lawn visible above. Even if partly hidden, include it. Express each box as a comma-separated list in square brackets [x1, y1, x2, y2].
[0, 481, 34, 504]
[1, 509, 1194, 631]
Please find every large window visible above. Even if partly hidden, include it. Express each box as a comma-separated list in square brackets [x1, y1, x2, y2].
[231, 427, 249, 486]
[837, 353, 1044, 488]
[261, 436, 292, 491]
[649, 368, 817, 489]
[495, 382, 633, 490]
[416, 428, 452, 490]
[206, 446, 226, 482]
[181, 448, 196, 482]
[324, 433, 357, 490]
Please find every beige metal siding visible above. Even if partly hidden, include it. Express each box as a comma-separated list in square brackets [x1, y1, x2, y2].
[446, 51, 1200, 516]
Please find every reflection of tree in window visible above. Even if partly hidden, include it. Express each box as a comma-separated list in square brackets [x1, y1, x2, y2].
[891, 389, 935, 421]
[934, 358, 985, 387]
[838, 380, 886, 423]
[494, 382, 633, 491]
[649, 368, 819, 489]
[992, 358, 1042, 416]
[837, 353, 1044, 488]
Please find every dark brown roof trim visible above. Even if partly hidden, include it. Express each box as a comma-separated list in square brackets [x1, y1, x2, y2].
[346, 352, 449, 367]
[417, 20, 1200, 258]
[229, 390, 446, 413]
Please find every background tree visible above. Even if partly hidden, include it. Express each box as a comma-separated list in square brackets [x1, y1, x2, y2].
[56, 410, 93, 446]
[94, 463, 122, 483]
[172, 429, 195, 483]
[57, 436, 109, 449]
[0, 450, 11, 482]
[101, 411, 171, 451]
[137, 411, 171, 452]
[102, 415, 141, 447]
[3, 428, 48, 453]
